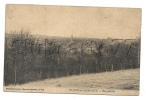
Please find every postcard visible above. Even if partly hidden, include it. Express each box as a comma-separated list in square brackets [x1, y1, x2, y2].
[4, 4, 141, 95]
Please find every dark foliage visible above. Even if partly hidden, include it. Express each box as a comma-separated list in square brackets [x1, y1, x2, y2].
[4, 31, 140, 85]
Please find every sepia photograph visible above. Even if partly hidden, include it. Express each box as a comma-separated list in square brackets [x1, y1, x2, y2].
[3, 4, 141, 95]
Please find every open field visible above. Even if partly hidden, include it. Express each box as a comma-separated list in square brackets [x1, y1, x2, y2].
[4, 68, 140, 95]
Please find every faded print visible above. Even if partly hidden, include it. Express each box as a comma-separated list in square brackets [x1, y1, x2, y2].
[4, 4, 141, 95]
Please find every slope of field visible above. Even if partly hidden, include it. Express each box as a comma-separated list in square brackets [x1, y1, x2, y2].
[4, 68, 140, 95]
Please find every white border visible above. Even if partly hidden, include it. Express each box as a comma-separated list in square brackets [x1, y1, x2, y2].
[1, 0, 146, 100]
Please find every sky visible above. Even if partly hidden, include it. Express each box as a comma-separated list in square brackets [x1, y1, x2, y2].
[5, 4, 142, 39]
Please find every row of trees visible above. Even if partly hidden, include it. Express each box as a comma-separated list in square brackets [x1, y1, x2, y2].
[4, 31, 140, 85]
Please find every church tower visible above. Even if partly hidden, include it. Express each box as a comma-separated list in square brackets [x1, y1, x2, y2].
[70, 34, 74, 43]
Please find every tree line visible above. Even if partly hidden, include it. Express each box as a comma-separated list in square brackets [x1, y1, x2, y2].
[4, 30, 140, 86]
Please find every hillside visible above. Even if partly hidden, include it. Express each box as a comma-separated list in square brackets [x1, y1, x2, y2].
[4, 68, 140, 95]
[20, 68, 140, 90]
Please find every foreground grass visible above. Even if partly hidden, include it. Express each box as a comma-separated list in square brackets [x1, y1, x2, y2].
[14, 68, 140, 90]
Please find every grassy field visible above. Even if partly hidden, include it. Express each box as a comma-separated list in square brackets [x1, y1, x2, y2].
[4, 68, 140, 95]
